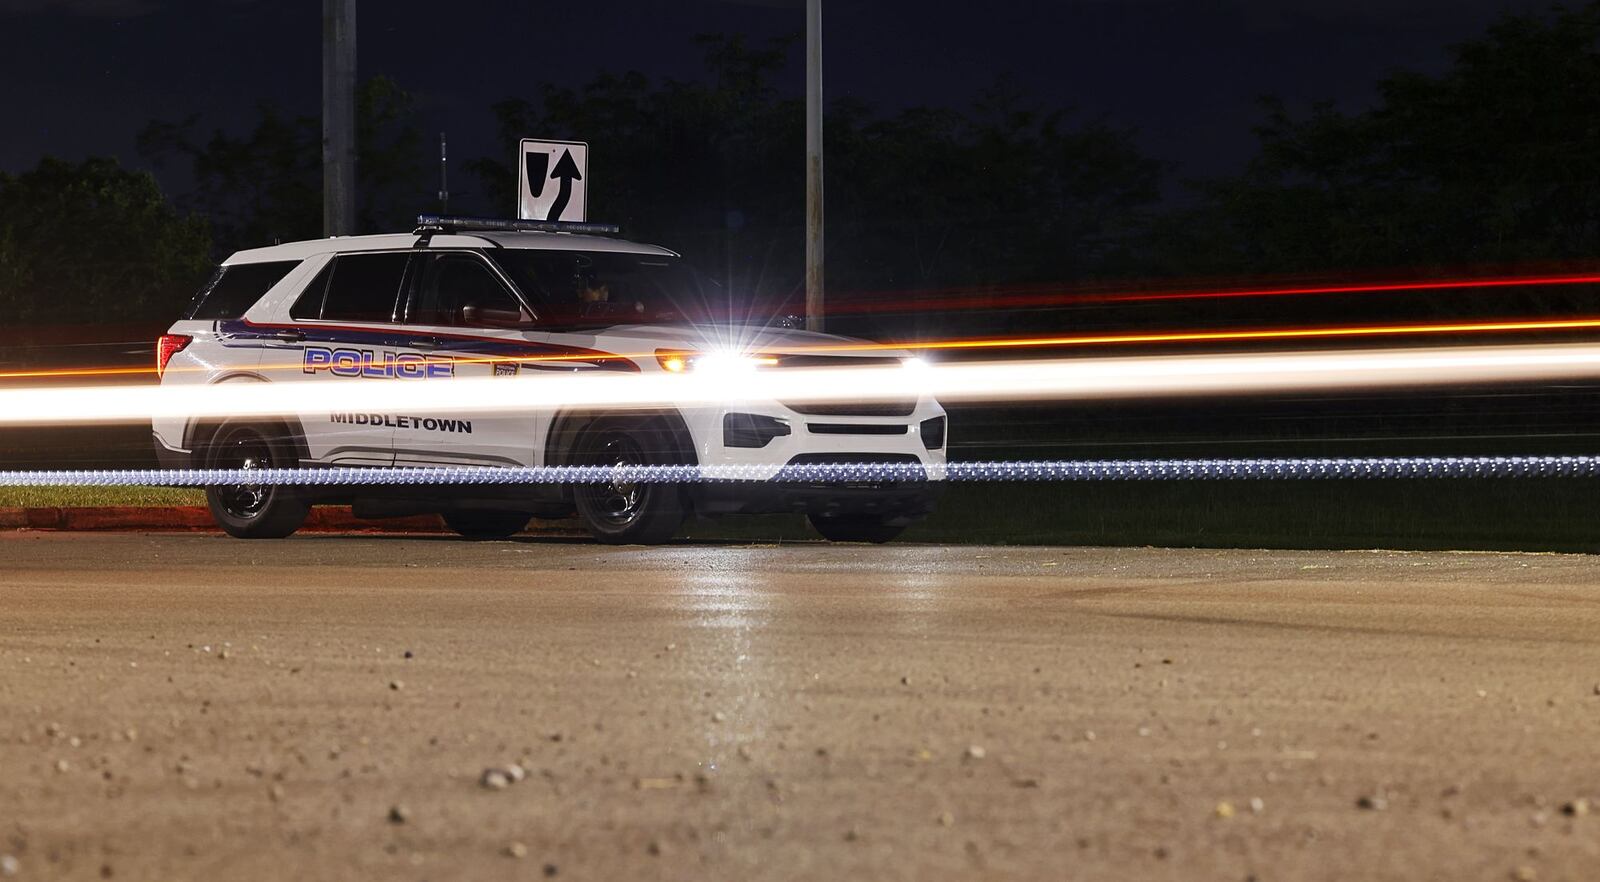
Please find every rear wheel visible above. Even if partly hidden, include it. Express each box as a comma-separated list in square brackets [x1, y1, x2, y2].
[443, 510, 531, 540]
[203, 421, 309, 539]
[808, 513, 909, 544]
[571, 418, 686, 545]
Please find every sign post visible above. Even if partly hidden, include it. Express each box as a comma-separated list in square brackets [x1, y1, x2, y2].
[321, 0, 356, 237]
[518, 139, 590, 223]
[805, 0, 824, 332]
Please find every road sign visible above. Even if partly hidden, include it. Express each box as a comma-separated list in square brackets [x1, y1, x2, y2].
[518, 139, 589, 222]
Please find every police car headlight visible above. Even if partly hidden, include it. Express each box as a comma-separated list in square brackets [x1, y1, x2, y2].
[692, 351, 771, 374]
[656, 349, 778, 374]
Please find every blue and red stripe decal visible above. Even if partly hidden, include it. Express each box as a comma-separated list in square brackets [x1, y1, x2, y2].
[218, 319, 639, 372]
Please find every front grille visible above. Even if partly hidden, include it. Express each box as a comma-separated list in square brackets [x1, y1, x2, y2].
[778, 453, 926, 489]
[783, 400, 918, 417]
[776, 354, 917, 416]
[787, 453, 922, 465]
[775, 354, 903, 369]
[807, 423, 908, 435]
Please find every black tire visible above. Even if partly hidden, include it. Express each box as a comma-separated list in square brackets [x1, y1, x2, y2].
[443, 510, 531, 540]
[571, 417, 687, 545]
[808, 513, 910, 544]
[203, 421, 309, 539]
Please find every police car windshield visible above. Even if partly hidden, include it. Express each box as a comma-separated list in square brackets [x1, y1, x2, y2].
[489, 250, 718, 330]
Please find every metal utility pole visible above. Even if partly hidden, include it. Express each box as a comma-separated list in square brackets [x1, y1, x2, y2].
[322, 0, 357, 237]
[438, 132, 449, 213]
[805, 0, 824, 332]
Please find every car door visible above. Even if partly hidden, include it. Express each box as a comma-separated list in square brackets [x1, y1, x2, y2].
[281, 251, 416, 466]
[391, 251, 543, 468]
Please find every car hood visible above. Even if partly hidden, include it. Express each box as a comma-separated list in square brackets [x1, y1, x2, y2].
[566, 323, 911, 360]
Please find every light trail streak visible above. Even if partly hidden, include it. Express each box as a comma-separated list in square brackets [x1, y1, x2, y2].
[806, 316, 1600, 355]
[825, 270, 1600, 314]
[5, 342, 1600, 426]
[0, 365, 164, 380]
[11, 315, 1600, 382]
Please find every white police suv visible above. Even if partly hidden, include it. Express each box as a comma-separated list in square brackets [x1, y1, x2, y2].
[152, 216, 946, 544]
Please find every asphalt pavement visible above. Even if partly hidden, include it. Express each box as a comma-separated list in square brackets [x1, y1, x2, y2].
[4, 533, 1600, 880]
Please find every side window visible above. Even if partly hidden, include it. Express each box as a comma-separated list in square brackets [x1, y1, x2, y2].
[289, 262, 333, 320]
[414, 255, 523, 326]
[318, 253, 410, 323]
[183, 260, 302, 320]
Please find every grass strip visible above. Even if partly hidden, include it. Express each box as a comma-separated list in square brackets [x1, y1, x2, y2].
[0, 485, 206, 507]
[7, 477, 1600, 554]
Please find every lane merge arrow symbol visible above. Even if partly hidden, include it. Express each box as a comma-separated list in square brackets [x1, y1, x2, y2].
[524, 151, 550, 199]
[517, 138, 589, 221]
[546, 149, 582, 221]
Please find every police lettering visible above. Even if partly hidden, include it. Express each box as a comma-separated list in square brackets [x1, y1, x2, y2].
[303, 346, 453, 378]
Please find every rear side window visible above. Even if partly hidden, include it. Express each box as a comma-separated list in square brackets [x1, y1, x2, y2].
[183, 260, 302, 320]
[314, 253, 410, 323]
[289, 263, 333, 320]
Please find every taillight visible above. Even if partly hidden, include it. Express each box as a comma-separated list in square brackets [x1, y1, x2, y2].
[156, 334, 192, 378]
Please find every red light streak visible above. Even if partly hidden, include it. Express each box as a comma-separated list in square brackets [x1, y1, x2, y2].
[825, 271, 1600, 315]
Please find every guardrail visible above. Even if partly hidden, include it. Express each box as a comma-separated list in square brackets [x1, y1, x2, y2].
[4, 456, 1600, 486]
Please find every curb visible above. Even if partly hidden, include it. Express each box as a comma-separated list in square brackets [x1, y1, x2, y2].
[0, 506, 584, 536]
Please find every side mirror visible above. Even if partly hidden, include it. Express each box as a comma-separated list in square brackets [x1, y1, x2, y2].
[461, 302, 531, 328]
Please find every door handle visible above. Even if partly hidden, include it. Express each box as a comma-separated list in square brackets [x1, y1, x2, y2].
[274, 330, 306, 343]
[412, 339, 441, 351]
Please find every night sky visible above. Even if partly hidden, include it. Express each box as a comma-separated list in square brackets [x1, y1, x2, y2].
[0, 0, 1553, 206]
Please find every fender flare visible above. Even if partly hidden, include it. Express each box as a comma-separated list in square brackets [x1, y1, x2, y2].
[186, 416, 311, 467]
[181, 374, 310, 465]
[543, 408, 699, 469]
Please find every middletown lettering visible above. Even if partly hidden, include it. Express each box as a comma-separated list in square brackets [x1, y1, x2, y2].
[330, 414, 474, 434]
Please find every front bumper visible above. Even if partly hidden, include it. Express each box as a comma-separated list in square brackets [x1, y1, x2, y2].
[686, 394, 947, 516]
[690, 399, 948, 481]
[691, 453, 943, 518]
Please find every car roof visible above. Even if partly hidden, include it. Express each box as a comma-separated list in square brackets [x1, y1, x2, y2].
[223, 231, 679, 265]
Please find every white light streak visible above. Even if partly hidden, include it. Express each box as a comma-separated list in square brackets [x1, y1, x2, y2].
[4, 342, 1600, 426]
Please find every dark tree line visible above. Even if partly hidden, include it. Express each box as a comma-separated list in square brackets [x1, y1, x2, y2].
[137, 75, 425, 256]
[1204, 4, 1600, 275]
[465, 36, 1164, 331]
[0, 157, 210, 324]
[5, 4, 1600, 326]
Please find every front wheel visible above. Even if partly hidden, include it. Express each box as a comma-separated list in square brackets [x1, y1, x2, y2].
[808, 513, 910, 544]
[443, 510, 531, 540]
[203, 421, 309, 539]
[571, 418, 687, 545]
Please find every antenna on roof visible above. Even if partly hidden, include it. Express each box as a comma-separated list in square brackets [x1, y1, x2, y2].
[438, 132, 449, 214]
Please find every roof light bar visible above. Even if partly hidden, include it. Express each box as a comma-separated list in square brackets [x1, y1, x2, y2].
[414, 214, 620, 236]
